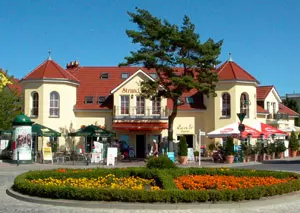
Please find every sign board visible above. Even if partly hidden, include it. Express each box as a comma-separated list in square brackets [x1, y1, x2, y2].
[200, 131, 205, 136]
[167, 152, 175, 162]
[107, 147, 118, 166]
[177, 124, 194, 134]
[187, 148, 194, 161]
[42, 147, 53, 162]
[91, 153, 101, 163]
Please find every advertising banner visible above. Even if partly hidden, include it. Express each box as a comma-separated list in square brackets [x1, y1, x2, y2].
[12, 126, 32, 161]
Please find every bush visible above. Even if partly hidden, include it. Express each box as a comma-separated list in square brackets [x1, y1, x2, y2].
[146, 156, 177, 169]
[178, 136, 188, 156]
[289, 131, 299, 151]
[224, 136, 234, 156]
[276, 140, 287, 153]
[12, 167, 300, 203]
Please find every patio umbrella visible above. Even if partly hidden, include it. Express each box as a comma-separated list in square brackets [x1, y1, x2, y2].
[32, 123, 61, 137]
[207, 122, 264, 138]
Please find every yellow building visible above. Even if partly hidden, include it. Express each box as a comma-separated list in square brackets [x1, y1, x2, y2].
[19, 56, 299, 157]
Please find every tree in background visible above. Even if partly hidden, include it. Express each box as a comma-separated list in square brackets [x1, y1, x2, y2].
[0, 74, 23, 130]
[283, 97, 300, 126]
[120, 8, 222, 151]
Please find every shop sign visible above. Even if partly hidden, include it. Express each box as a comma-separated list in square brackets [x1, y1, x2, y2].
[121, 88, 140, 94]
[177, 124, 194, 134]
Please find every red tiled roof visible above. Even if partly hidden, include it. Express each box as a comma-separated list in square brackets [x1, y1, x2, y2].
[256, 86, 273, 100]
[7, 78, 22, 94]
[22, 59, 79, 83]
[70, 66, 206, 110]
[257, 105, 268, 114]
[279, 103, 299, 117]
[216, 61, 259, 83]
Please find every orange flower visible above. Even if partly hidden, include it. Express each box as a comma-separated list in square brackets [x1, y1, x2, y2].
[174, 175, 295, 191]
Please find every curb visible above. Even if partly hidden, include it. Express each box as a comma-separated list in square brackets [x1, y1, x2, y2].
[6, 187, 300, 210]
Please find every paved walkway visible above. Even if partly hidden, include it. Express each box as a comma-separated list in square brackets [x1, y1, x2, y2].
[1, 158, 300, 212]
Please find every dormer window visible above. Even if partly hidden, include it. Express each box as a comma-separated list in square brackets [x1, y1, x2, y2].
[186, 97, 194, 104]
[100, 73, 109, 79]
[98, 96, 106, 104]
[84, 96, 94, 104]
[150, 73, 157, 79]
[121, 73, 129, 79]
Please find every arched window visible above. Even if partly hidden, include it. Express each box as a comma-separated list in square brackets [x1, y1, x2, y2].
[31, 92, 39, 117]
[222, 93, 231, 117]
[50, 91, 60, 117]
[240, 92, 249, 118]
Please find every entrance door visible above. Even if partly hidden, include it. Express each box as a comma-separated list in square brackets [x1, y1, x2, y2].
[136, 135, 145, 158]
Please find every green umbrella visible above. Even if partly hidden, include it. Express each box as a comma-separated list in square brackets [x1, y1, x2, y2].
[32, 123, 61, 137]
[68, 124, 116, 137]
[0, 129, 12, 136]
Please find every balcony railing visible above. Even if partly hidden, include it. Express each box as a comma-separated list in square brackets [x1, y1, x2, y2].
[267, 113, 289, 120]
[113, 106, 168, 120]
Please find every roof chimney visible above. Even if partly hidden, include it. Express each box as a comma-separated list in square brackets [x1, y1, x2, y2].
[66, 60, 80, 69]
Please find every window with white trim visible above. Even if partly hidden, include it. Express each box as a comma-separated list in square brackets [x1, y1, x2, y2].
[97, 96, 106, 104]
[222, 93, 231, 117]
[49, 91, 60, 117]
[186, 97, 194, 104]
[121, 73, 129, 79]
[152, 97, 161, 114]
[136, 96, 145, 114]
[84, 96, 94, 104]
[31, 92, 39, 117]
[120, 95, 130, 114]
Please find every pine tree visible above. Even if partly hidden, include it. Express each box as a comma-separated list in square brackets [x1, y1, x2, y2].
[120, 8, 222, 151]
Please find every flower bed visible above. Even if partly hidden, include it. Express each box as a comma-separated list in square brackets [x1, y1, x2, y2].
[12, 167, 300, 203]
[28, 173, 160, 191]
[174, 174, 294, 190]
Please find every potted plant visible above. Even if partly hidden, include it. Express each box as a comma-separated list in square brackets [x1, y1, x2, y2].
[207, 143, 215, 157]
[289, 131, 299, 157]
[276, 140, 286, 159]
[253, 142, 263, 162]
[194, 150, 199, 162]
[224, 136, 234, 164]
[178, 136, 188, 164]
[241, 142, 252, 162]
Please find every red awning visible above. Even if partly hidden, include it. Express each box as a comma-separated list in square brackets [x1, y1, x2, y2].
[112, 122, 168, 131]
[260, 123, 287, 137]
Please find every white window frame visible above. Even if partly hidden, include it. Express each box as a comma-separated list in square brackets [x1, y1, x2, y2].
[120, 95, 130, 115]
[49, 91, 60, 117]
[136, 96, 145, 115]
[152, 97, 161, 115]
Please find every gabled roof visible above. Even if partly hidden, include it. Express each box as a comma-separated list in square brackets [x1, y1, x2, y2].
[256, 85, 281, 101]
[256, 86, 273, 100]
[110, 69, 154, 94]
[22, 59, 79, 83]
[279, 103, 299, 117]
[216, 60, 259, 83]
[69, 66, 206, 110]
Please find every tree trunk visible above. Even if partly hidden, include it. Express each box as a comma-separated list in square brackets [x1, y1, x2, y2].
[168, 99, 178, 152]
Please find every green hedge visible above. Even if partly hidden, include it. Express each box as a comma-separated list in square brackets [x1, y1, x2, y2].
[13, 167, 300, 203]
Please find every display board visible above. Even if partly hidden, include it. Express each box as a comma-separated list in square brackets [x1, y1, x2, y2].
[187, 148, 194, 161]
[107, 147, 118, 166]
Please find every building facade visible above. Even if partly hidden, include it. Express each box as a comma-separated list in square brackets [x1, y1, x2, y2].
[17, 56, 299, 157]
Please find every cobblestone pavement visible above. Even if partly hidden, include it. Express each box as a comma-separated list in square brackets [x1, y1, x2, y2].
[1, 162, 300, 213]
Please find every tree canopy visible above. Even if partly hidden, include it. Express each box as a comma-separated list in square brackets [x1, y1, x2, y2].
[120, 8, 223, 150]
[0, 75, 23, 130]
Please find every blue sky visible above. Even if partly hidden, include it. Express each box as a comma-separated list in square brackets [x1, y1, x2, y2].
[0, 0, 299, 96]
